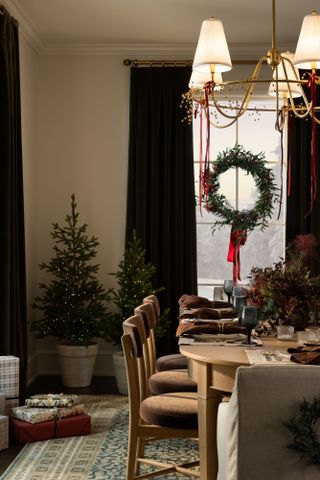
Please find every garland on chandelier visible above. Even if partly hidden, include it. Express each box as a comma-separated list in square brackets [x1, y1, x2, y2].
[205, 145, 278, 233]
[286, 397, 320, 466]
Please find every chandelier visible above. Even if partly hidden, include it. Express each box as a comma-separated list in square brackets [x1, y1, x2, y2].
[186, 0, 320, 213]
[186, 0, 320, 131]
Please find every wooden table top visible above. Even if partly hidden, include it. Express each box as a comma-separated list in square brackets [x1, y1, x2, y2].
[180, 337, 298, 367]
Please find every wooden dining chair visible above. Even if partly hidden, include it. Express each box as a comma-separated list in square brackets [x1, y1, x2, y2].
[134, 303, 197, 394]
[143, 294, 188, 371]
[122, 314, 199, 479]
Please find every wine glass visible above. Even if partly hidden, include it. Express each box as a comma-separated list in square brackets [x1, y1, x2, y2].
[233, 295, 247, 321]
[232, 286, 243, 300]
[241, 306, 258, 344]
[223, 280, 234, 304]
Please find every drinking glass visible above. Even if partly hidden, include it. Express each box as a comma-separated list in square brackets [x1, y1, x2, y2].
[223, 280, 234, 304]
[241, 306, 258, 344]
[232, 286, 243, 300]
[233, 295, 247, 321]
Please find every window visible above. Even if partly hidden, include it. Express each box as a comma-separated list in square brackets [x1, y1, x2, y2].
[193, 99, 286, 297]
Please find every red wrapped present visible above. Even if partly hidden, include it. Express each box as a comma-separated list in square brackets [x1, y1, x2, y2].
[10, 413, 91, 444]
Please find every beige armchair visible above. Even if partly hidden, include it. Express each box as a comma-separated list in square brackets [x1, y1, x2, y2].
[217, 364, 320, 480]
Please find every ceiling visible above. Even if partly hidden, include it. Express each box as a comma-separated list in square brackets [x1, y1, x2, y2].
[4, 0, 320, 56]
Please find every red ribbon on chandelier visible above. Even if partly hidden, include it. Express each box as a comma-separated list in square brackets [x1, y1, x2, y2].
[227, 227, 247, 285]
[198, 81, 214, 210]
[306, 72, 317, 215]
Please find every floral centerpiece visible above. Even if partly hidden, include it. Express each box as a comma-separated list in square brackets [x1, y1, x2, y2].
[244, 235, 320, 329]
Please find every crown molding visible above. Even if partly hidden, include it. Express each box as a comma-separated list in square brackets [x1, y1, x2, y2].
[1, 0, 44, 53]
[29, 41, 297, 58]
[38, 43, 196, 56]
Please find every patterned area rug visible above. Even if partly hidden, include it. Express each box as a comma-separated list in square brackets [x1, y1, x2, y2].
[2, 395, 199, 479]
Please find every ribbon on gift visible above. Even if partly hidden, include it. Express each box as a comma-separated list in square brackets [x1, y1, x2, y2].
[227, 227, 247, 285]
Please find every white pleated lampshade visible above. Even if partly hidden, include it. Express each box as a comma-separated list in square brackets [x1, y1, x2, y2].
[294, 11, 320, 69]
[193, 17, 232, 73]
[189, 71, 223, 89]
[268, 52, 303, 98]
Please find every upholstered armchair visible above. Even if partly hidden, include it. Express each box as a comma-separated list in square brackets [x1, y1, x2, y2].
[217, 365, 320, 480]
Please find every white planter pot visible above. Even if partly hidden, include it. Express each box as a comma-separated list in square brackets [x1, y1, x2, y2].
[113, 351, 128, 395]
[56, 342, 99, 388]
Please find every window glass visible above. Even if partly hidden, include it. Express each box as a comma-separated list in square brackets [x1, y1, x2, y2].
[194, 99, 286, 295]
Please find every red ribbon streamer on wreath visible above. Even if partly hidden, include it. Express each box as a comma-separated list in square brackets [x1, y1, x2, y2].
[306, 72, 317, 216]
[227, 227, 247, 285]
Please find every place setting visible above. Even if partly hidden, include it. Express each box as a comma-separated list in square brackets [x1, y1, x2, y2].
[177, 289, 263, 347]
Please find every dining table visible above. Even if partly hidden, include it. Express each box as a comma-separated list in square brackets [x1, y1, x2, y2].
[179, 337, 297, 480]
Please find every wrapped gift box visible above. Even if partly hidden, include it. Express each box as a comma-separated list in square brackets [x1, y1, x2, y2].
[10, 413, 91, 444]
[12, 403, 85, 423]
[0, 415, 9, 451]
[25, 394, 80, 408]
[0, 356, 19, 415]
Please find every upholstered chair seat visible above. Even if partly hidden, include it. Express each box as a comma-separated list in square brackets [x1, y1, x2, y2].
[143, 295, 189, 371]
[140, 391, 198, 429]
[134, 302, 197, 395]
[155, 353, 188, 371]
[148, 369, 197, 395]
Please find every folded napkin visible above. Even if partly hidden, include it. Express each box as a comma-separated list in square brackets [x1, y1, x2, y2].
[178, 294, 213, 309]
[180, 307, 235, 321]
[287, 346, 320, 365]
[176, 320, 246, 337]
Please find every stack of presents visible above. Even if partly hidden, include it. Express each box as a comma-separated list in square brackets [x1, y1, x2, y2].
[0, 356, 91, 449]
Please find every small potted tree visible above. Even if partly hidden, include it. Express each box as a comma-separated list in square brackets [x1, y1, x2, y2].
[102, 231, 168, 394]
[30, 194, 111, 387]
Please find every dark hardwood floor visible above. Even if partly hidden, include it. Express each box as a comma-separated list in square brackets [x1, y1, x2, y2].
[0, 375, 119, 476]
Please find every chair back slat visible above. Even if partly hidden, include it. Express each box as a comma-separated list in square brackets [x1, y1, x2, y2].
[123, 314, 146, 357]
[135, 303, 156, 374]
[122, 314, 149, 400]
[121, 334, 140, 416]
[143, 294, 160, 321]
[134, 306, 151, 337]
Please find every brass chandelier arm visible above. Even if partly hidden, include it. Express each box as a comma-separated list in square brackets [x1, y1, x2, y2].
[282, 57, 313, 119]
[208, 56, 267, 122]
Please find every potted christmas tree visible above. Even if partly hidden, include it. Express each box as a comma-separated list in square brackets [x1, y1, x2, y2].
[103, 231, 168, 394]
[30, 194, 110, 387]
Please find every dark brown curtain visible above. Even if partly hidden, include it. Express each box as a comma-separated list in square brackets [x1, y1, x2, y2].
[286, 80, 320, 273]
[126, 66, 197, 354]
[0, 8, 27, 400]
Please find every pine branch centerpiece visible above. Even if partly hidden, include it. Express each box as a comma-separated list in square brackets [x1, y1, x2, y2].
[30, 194, 110, 346]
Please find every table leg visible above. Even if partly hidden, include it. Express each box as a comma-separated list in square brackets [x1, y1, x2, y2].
[197, 362, 223, 480]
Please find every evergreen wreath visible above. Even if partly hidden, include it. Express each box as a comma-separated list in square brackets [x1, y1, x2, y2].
[206, 144, 278, 232]
[286, 397, 320, 466]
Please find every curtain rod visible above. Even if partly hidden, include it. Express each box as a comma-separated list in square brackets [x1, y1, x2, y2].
[0, 4, 19, 25]
[123, 59, 258, 67]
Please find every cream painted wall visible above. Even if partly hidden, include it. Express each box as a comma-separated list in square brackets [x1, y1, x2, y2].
[19, 35, 130, 381]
